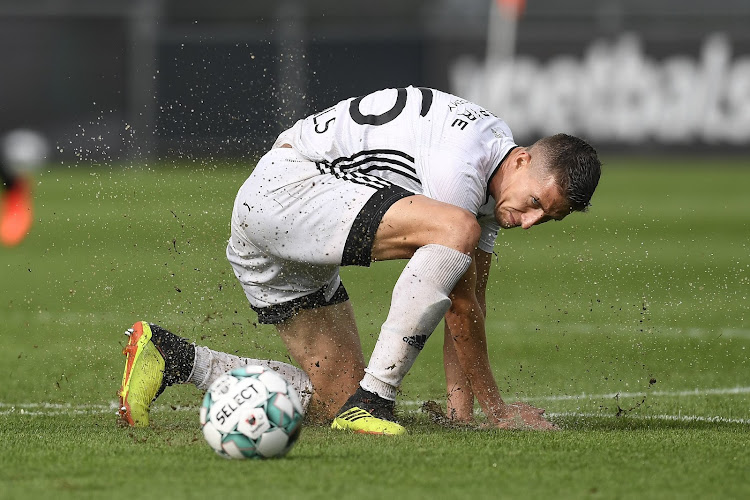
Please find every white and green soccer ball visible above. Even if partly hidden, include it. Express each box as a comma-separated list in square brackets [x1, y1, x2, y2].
[200, 365, 304, 459]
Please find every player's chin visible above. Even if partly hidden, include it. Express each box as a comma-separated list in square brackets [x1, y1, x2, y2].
[496, 210, 519, 229]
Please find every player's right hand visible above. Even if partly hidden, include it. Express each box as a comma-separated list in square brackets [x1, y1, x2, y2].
[495, 401, 559, 431]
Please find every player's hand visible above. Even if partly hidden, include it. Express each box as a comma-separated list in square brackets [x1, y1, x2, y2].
[495, 402, 558, 431]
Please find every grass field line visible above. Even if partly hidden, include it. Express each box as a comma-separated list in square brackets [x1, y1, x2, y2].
[2, 385, 749, 418]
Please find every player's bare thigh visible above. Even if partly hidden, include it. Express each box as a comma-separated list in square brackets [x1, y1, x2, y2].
[371, 195, 481, 261]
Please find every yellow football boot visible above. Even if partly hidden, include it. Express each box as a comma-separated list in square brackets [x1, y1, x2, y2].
[331, 388, 407, 436]
[117, 321, 194, 427]
[118, 322, 166, 427]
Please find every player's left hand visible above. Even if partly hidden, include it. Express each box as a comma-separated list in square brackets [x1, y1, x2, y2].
[495, 402, 559, 431]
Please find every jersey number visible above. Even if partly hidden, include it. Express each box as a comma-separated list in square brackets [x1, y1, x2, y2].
[313, 87, 434, 133]
[348, 87, 433, 126]
[313, 106, 336, 133]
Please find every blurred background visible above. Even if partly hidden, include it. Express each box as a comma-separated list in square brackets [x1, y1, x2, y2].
[1, 0, 749, 165]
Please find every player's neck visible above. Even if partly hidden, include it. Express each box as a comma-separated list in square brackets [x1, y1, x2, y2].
[488, 159, 510, 201]
[489, 147, 528, 200]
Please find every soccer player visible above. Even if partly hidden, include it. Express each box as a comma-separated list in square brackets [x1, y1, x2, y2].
[118, 86, 601, 434]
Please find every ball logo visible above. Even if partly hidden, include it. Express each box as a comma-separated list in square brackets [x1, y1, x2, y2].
[210, 378, 267, 432]
[237, 408, 271, 440]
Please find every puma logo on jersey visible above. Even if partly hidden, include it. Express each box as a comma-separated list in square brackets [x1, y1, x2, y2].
[402, 334, 428, 350]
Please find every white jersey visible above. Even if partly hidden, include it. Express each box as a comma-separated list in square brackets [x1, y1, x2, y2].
[274, 86, 518, 253]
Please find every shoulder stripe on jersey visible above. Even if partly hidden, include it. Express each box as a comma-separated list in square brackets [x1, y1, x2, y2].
[330, 148, 414, 167]
[315, 161, 393, 190]
[317, 148, 421, 189]
[359, 165, 420, 185]
[336, 156, 417, 175]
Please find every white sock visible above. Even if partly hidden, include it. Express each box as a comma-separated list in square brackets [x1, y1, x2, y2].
[188, 346, 313, 410]
[361, 244, 472, 400]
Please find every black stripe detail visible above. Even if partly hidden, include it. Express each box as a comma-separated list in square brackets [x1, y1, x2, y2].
[486, 146, 519, 204]
[336, 156, 417, 176]
[251, 281, 350, 324]
[322, 150, 419, 188]
[342, 185, 414, 266]
[349, 179, 392, 190]
[330, 148, 414, 167]
[317, 160, 388, 189]
[418, 87, 433, 117]
[359, 165, 421, 185]
[335, 157, 420, 185]
[338, 171, 393, 190]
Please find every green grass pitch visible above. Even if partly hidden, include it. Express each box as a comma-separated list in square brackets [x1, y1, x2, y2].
[1, 156, 749, 499]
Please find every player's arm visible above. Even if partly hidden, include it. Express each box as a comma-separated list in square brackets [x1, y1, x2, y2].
[443, 247, 491, 421]
[443, 249, 505, 424]
[444, 250, 557, 430]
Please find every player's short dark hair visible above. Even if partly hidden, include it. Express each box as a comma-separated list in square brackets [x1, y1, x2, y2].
[530, 134, 601, 212]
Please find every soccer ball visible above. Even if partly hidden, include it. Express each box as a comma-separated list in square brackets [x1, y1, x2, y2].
[200, 365, 304, 459]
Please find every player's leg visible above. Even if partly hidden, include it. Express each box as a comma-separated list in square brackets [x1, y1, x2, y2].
[331, 195, 479, 433]
[129, 299, 364, 425]
[274, 300, 365, 422]
[370, 195, 481, 260]
[118, 147, 370, 427]
[228, 147, 419, 433]
[118, 321, 195, 426]
[117, 320, 316, 427]
[188, 348, 312, 399]
[368, 196, 480, 398]
[166, 299, 364, 425]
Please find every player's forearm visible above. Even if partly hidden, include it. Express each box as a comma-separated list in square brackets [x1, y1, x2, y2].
[443, 324, 474, 421]
[445, 309, 506, 423]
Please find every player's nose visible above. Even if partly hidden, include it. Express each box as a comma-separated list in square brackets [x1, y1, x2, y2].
[521, 210, 546, 229]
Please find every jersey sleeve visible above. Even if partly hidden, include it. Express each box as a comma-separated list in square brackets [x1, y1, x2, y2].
[418, 150, 486, 213]
[476, 215, 499, 253]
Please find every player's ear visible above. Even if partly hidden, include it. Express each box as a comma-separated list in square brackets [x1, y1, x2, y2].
[514, 148, 530, 170]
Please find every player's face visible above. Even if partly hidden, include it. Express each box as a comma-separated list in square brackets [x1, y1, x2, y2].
[493, 165, 571, 230]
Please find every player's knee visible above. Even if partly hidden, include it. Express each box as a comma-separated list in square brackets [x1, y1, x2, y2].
[438, 208, 481, 255]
